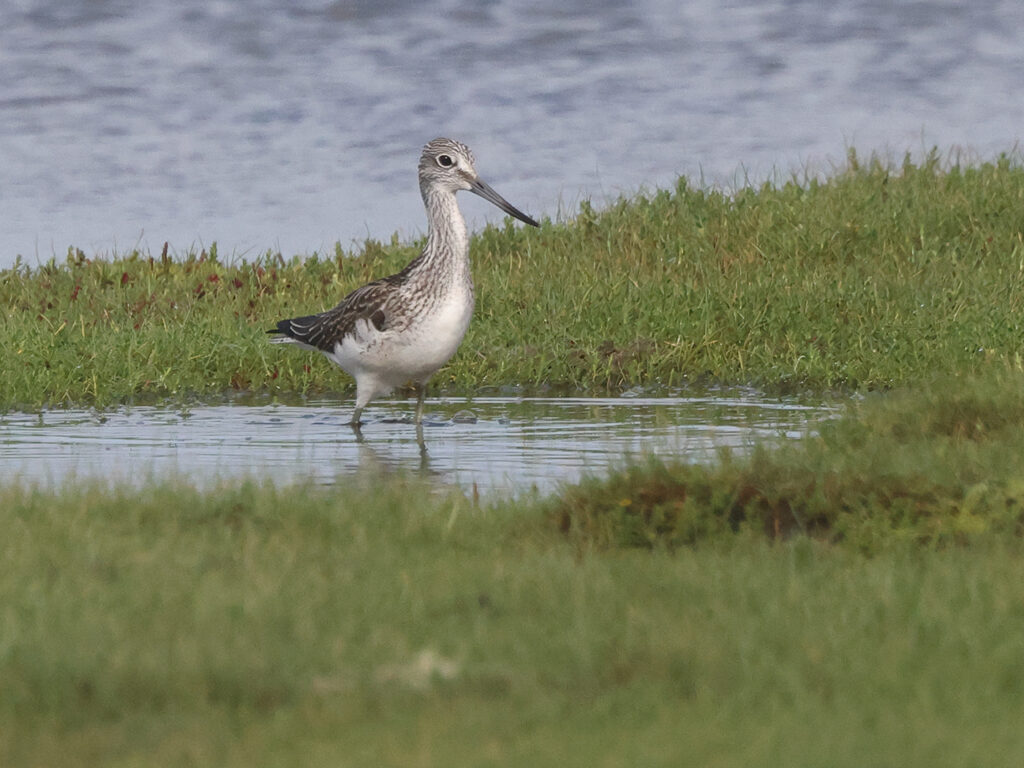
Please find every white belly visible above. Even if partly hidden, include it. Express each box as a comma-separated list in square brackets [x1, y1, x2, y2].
[327, 290, 473, 389]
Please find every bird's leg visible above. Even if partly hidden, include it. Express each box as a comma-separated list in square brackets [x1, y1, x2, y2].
[351, 384, 371, 429]
[415, 384, 426, 425]
[416, 422, 427, 458]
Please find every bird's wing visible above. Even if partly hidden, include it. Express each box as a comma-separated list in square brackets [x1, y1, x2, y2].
[270, 276, 399, 351]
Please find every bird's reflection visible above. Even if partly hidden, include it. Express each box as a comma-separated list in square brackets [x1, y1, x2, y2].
[348, 420, 433, 481]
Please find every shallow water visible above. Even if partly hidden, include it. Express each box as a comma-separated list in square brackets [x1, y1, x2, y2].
[0, 393, 830, 496]
[1, 0, 1022, 263]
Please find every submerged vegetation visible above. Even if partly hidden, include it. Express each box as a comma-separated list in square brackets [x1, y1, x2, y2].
[2, 149, 1024, 407]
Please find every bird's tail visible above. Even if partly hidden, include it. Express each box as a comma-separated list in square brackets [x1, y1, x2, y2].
[267, 316, 321, 349]
[266, 319, 294, 344]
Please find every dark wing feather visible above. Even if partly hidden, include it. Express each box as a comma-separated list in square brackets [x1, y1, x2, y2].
[268, 276, 400, 352]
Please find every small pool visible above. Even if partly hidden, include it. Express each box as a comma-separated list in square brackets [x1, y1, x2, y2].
[0, 393, 833, 496]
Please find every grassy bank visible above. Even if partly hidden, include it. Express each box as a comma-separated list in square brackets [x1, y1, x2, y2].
[4, 374, 1024, 765]
[2, 149, 1024, 407]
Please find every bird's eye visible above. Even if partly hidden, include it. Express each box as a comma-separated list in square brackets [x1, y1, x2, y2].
[437, 154, 454, 168]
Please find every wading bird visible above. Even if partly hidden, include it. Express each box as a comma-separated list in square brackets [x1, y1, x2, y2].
[269, 138, 539, 428]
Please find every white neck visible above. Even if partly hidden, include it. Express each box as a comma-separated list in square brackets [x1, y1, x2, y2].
[421, 187, 469, 266]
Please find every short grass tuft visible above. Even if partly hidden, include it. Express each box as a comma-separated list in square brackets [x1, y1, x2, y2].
[549, 370, 1024, 552]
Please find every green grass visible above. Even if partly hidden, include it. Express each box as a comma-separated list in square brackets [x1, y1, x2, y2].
[552, 370, 1024, 552]
[6, 149, 1024, 764]
[3, 479, 1024, 766]
[5, 375, 1024, 765]
[2, 148, 1024, 407]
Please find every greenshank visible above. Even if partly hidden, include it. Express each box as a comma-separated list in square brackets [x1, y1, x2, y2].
[269, 138, 539, 427]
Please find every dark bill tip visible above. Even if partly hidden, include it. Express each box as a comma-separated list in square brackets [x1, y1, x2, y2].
[469, 177, 540, 228]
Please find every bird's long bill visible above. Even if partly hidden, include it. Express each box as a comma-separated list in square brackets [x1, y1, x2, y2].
[469, 177, 540, 227]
